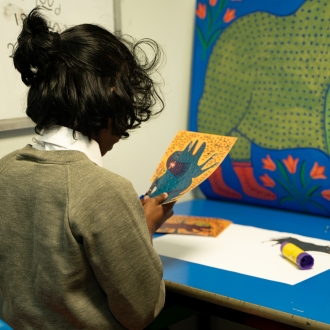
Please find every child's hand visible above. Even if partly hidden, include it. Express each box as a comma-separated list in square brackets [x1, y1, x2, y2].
[142, 193, 175, 241]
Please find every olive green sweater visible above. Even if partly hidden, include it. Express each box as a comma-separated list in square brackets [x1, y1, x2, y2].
[0, 145, 165, 329]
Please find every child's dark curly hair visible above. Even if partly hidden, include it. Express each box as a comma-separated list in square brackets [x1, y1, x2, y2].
[13, 8, 164, 140]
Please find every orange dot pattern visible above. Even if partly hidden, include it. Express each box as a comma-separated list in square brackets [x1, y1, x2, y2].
[151, 130, 237, 201]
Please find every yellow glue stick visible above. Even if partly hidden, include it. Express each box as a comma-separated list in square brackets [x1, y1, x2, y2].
[280, 242, 314, 270]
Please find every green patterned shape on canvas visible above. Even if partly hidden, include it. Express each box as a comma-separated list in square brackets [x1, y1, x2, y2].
[198, 0, 330, 161]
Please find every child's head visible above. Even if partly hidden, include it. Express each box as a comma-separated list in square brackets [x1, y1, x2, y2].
[13, 8, 164, 140]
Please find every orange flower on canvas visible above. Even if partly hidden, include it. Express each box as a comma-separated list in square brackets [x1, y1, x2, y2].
[262, 154, 276, 171]
[223, 8, 236, 23]
[196, 3, 206, 19]
[321, 189, 330, 201]
[260, 174, 275, 188]
[310, 162, 327, 179]
[282, 155, 299, 174]
[209, 0, 217, 6]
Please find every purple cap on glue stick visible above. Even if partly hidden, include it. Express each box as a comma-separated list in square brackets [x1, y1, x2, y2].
[280, 241, 314, 270]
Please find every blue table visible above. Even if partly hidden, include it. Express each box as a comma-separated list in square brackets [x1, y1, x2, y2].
[154, 200, 330, 329]
[0, 320, 12, 330]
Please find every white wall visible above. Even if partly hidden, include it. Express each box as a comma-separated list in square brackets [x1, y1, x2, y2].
[104, 0, 197, 198]
[0, 0, 198, 201]
[0, 128, 35, 158]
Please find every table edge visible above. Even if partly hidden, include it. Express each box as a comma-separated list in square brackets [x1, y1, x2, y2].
[164, 280, 330, 330]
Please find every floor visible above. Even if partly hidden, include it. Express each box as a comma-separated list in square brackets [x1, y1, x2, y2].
[169, 315, 257, 330]
[0, 294, 257, 329]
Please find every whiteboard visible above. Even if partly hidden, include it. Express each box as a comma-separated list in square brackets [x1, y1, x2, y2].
[0, 0, 119, 131]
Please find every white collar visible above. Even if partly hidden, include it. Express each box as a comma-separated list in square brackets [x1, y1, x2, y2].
[33, 126, 103, 167]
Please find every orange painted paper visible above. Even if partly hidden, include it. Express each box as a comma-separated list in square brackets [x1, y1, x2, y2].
[156, 215, 232, 237]
[149, 130, 237, 203]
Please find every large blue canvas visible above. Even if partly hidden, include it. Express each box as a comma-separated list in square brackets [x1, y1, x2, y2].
[190, 0, 330, 216]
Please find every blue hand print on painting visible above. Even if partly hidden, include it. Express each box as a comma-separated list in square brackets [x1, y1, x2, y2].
[149, 140, 218, 203]
[190, 0, 330, 216]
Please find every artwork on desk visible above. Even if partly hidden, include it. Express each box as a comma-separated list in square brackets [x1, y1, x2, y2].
[156, 215, 232, 237]
[147, 130, 237, 203]
[271, 237, 330, 255]
[153, 224, 330, 285]
[190, 0, 330, 216]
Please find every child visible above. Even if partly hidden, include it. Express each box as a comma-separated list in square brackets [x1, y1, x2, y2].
[0, 8, 174, 329]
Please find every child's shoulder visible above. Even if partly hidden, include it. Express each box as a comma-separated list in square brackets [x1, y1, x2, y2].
[92, 164, 131, 187]
[0, 147, 25, 173]
[69, 158, 134, 196]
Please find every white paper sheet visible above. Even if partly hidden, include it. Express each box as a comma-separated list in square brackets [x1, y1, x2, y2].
[154, 224, 330, 285]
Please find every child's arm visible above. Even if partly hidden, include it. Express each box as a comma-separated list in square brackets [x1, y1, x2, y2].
[142, 193, 175, 242]
[69, 166, 166, 329]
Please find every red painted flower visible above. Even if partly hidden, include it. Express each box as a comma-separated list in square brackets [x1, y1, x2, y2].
[196, 3, 206, 19]
[310, 162, 327, 179]
[321, 189, 330, 201]
[262, 154, 276, 171]
[282, 155, 299, 174]
[223, 8, 236, 23]
[259, 174, 275, 188]
[210, 0, 217, 6]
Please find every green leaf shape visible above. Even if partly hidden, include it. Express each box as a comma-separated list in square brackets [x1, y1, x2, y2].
[196, 25, 207, 49]
[279, 196, 296, 205]
[206, 28, 223, 48]
[275, 178, 294, 197]
[218, 0, 228, 15]
[308, 200, 330, 214]
[276, 159, 291, 184]
[306, 185, 321, 198]
[299, 160, 306, 188]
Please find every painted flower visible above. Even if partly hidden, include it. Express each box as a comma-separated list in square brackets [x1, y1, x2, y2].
[209, 0, 217, 6]
[282, 155, 299, 174]
[321, 189, 330, 201]
[310, 162, 327, 180]
[260, 174, 275, 188]
[196, 3, 206, 19]
[262, 154, 276, 171]
[223, 8, 236, 23]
